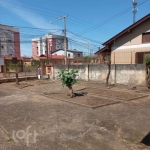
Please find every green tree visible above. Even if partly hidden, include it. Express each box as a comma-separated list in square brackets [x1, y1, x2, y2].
[59, 69, 78, 98]
[145, 55, 150, 88]
[7, 61, 22, 85]
[84, 56, 91, 63]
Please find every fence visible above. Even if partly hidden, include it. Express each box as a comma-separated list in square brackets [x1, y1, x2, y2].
[52, 64, 146, 86]
[0, 64, 38, 80]
[0, 63, 146, 86]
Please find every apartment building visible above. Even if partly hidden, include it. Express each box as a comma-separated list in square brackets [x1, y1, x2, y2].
[32, 33, 68, 58]
[0, 24, 20, 57]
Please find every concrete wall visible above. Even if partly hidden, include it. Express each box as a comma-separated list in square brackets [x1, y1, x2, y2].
[69, 65, 88, 81]
[111, 64, 146, 85]
[52, 64, 146, 86]
[89, 64, 108, 82]
[53, 65, 69, 80]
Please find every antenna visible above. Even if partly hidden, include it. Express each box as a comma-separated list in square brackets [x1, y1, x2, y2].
[132, 0, 138, 23]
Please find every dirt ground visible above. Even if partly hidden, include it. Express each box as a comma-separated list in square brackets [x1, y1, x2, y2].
[0, 79, 150, 150]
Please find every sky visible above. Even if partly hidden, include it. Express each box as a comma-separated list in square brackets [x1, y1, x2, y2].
[0, 0, 149, 57]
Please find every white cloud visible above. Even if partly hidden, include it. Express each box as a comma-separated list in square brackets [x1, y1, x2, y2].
[0, 0, 63, 56]
[0, 0, 59, 30]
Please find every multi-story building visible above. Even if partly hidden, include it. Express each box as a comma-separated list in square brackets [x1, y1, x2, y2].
[0, 24, 20, 57]
[32, 34, 68, 58]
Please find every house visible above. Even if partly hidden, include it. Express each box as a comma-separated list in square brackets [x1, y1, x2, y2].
[95, 13, 150, 64]
[32, 34, 68, 58]
[38, 54, 66, 65]
[51, 49, 83, 59]
[0, 24, 21, 57]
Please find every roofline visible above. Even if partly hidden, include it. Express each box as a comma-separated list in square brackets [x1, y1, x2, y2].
[102, 13, 150, 46]
[32, 34, 68, 41]
[94, 46, 111, 54]
[0, 24, 19, 32]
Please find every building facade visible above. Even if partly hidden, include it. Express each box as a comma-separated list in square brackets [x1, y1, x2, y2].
[95, 13, 150, 64]
[32, 34, 68, 58]
[0, 24, 20, 57]
[52, 49, 83, 59]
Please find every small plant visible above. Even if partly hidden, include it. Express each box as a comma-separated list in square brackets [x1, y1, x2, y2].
[59, 69, 78, 98]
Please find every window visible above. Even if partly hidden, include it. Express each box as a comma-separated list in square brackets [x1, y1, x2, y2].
[1, 45, 4, 49]
[68, 53, 70, 57]
[78, 53, 80, 57]
[7, 39, 12, 43]
[142, 32, 150, 43]
[136, 53, 144, 64]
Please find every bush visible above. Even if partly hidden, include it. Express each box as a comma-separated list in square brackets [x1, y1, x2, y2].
[145, 55, 150, 67]
[59, 69, 78, 97]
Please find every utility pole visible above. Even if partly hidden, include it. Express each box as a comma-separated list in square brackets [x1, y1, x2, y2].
[45, 38, 49, 65]
[57, 15, 68, 65]
[87, 43, 90, 63]
[45, 37, 50, 79]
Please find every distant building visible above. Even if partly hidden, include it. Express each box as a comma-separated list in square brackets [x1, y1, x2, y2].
[32, 34, 68, 58]
[52, 49, 83, 58]
[0, 24, 20, 57]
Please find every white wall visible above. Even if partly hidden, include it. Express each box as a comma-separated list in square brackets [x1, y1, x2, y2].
[52, 50, 74, 58]
[52, 50, 83, 58]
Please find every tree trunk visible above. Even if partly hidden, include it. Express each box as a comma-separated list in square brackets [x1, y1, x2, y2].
[146, 65, 150, 89]
[106, 60, 111, 86]
[15, 72, 19, 85]
[68, 85, 74, 98]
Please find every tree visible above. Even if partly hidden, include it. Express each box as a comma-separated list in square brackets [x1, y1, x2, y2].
[145, 55, 150, 89]
[84, 56, 91, 63]
[105, 55, 111, 86]
[6, 61, 22, 85]
[59, 69, 78, 98]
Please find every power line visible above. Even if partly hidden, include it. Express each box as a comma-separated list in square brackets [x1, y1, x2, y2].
[0, 0, 116, 35]
[78, 0, 148, 35]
